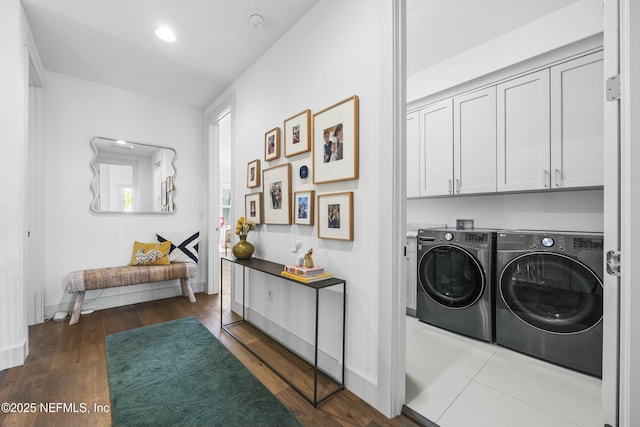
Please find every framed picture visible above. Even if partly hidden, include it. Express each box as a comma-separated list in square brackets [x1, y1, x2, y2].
[263, 163, 292, 224]
[284, 109, 311, 157]
[312, 95, 359, 184]
[318, 192, 353, 241]
[264, 127, 281, 161]
[245, 192, 263, 224]
[294, 190, 314, 226]
[247, 159, 261, 188]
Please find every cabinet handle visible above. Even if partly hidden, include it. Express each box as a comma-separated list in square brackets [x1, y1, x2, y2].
[448, 179, 452, 194]
[555, 169, 561, 187]
[455, 179, 460, 193]
[543, 170, 550, 188]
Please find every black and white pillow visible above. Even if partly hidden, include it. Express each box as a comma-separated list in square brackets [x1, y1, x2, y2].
[156, 231, 199, 264]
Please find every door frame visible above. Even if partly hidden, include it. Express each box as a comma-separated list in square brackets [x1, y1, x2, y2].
[206, 92, 235, 295]
[616, 0, 639, 425]
[25, 21, 46, 326]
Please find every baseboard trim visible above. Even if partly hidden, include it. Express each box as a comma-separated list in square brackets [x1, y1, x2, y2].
[401, 405, 440, 427]
[45, 281, 205, 321]
[0, 337, 28, 371]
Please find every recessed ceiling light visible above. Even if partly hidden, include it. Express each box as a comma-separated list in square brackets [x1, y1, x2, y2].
[155, 26, 176, 42]
[249, 13, 264, 28]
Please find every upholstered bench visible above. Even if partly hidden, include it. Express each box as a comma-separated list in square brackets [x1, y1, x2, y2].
[66, 262, 197, 325]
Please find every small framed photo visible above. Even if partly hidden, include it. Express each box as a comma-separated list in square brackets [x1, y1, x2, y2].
[245, 192, 263, 224]
[247, 159, 261, 188]
[264, 127, 281, 161]
[284, 109, 311, 157]
[294, 190, 314, 226]
[313, 95, 359, 184]
[263, 164, 292, 224]
[318, 192, 353, 241]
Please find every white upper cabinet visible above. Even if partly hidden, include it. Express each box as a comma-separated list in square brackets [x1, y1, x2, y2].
[550, 51, 604, 188]
[406, 110, 420, 198]
[497, 69, 551, 192]
[408, 48, 604, 198]
[419, 99, 453, 197]
[453, 87, 497, 195]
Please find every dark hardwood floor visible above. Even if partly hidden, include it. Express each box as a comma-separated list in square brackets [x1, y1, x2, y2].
[0, 288, 419, 427]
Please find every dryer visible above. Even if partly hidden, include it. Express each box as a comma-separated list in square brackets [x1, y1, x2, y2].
[416, 228, 496, 342]
[495, 230, 603, 377]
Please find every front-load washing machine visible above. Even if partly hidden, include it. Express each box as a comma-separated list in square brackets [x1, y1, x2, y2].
[495, 230, 604, 377]
[416, 228, 496, 342]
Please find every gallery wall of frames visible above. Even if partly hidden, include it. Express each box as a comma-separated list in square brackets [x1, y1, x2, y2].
[244, 95, 358, 241]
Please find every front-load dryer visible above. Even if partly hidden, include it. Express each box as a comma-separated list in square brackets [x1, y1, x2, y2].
[416, 228, 496, 342]
[495, 230, 604, 377]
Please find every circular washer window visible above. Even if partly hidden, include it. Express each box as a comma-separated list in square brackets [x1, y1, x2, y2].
[499, 252, 603, 334]
[418, 245, 484, 309]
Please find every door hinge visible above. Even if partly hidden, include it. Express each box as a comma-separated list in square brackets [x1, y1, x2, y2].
[606, 74, 621, 101]
[606, 250, 621, 277]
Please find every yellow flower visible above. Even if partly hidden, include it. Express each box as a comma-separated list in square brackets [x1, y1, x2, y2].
[235, 216, 256, 236]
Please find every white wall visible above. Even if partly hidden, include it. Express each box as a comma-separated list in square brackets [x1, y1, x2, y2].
[42, 71, 206, 317]
[408, 190, 603, 232]
[209, 0, 397, 415]
[408, 0, 603, 103]
[0, 0, 29, 370]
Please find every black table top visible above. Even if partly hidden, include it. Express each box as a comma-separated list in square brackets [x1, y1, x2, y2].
[222, 256, 345, 289]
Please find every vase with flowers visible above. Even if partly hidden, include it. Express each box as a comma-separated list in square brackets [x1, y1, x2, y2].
[232, 216, 256, 260]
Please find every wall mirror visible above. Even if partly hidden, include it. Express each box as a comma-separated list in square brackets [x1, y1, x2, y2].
[90, 137, 176, 214]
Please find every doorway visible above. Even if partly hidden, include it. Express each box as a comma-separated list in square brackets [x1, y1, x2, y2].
[206, 93, 235, 295]
[26, 56, 45, 325]
[401, 1, 621, 425]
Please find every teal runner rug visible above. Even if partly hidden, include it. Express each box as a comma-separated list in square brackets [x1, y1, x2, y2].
[106, 316, 302, 427]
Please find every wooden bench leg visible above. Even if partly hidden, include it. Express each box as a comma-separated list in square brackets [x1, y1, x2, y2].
[69, 291, 85, 325]
[180, 278, 196, 303]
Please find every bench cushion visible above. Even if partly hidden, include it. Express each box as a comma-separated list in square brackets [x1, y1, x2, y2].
[67, 263, 196, 293]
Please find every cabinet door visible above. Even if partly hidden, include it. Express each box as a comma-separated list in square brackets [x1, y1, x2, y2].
[406, 111, 420, 198]
[497, 69, 551, 191]
[420, 99, 454, 196]
[550, 51, 604, 188]
[454, 87, 497, 194]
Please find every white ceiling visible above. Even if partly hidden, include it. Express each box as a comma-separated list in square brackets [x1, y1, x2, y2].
[21, 0, 320, 108]
[22, 0, 580, 109]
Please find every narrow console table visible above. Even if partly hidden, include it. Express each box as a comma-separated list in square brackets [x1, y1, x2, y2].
[220, 256, 346, 406]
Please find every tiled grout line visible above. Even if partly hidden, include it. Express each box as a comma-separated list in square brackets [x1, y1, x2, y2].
[405, 319, 590, 427]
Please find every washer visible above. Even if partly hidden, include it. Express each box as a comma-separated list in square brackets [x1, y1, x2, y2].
[495, 230, 604, 377]
[416, 228, 496, 342]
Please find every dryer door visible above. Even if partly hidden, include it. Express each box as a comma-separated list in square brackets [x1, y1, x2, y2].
[499, 252, 603, 334]
[418, 245, 485, 308]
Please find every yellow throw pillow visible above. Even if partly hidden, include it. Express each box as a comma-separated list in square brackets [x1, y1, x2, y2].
[129, 241, 172, 266]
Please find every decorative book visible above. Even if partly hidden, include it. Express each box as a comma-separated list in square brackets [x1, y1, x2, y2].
[283, 265, 325, 277]
[280, 271, 333, 283]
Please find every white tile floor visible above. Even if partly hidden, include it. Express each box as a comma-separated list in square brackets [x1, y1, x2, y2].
[405, 316, 602, 427]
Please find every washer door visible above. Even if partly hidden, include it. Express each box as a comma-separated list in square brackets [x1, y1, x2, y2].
[499, 252, 603, 334]
[418, 245, 485, 308]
